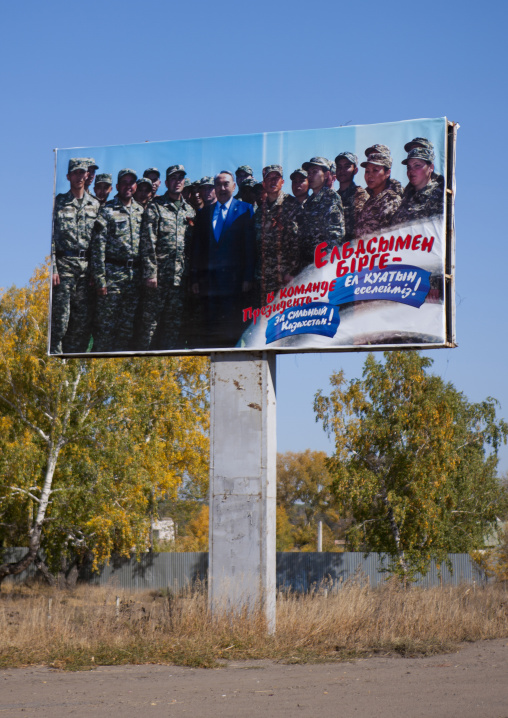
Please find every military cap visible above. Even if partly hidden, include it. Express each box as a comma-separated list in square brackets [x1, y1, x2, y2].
[262, 164, 283, 178]
[136, 176, 153, 187]
[117, 168, 138, 181]
[335, 151, 359, 166]
[365, 144, 390, 157]
[290, 168, 308, 180]
[360, 153, 392, 169]
[183, 178, 191, 187]
[166, 164, 186, 178]
[95, 173, 112, 185]
[240, 177, 258, 188]
[143, 167, 160, 178]
[68, 158, 90, 173]
[404, 137, 434, 153]
[402, 147, 435, 165]
[236, 165, 253, 176]
[84, 158, 99, 170]
[330, 161, 336, 174]
[199, 176, 215, 186]
[302, 156, 332, 172]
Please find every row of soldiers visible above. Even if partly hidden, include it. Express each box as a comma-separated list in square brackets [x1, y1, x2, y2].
[51, 138, 444, 353]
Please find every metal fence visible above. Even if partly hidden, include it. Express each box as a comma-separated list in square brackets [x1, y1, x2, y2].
[2, 549, 486, 592]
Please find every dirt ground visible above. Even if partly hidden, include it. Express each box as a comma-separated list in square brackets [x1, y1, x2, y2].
[0, 639, 507, 718]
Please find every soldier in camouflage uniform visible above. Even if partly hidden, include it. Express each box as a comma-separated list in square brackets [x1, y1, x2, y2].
[234, 165, 254, 199]
[138, 164, 196, 350]
[83, 158, 98, 194]
[50, 158, 100, 354]
[356, 152, 401, 237]
[94, 173, 113, 206]
[392, 147, 444, 225]
[364, 144, 404, 198]
[182, 177, 193, 205]
[143, 168, 161, 198]
[90, 169, 144, 353]
[199, 177, 216, 207]
[254, 165, 300, 305]
[335, 152, 369, 241]
[189, 180, 205, 212]
[404, 137, 445, 188]
[299, 157, 345, 269]
[290, 168, 310, 206]
[134, 176, 154, 208]
[238, 177, 258, 207]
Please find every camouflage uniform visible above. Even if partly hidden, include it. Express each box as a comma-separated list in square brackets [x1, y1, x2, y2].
[93, 173, 113, 206]
[393, 146, 444, 226]
[138, 188, 195, 350]
[299, 186, 345, 268]
[386, 177, 404, 198]
[338, 182, 369, 241]
[392, 178, 444, 226]
[355, 187, 401, 236]
[90, 194, 144, 353]
[254, 189, 300, 304]
[51, 173, 100, 354]
[357, 151, 402, 236]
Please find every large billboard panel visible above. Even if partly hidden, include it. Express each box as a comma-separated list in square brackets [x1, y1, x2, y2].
[49, 117, 456, 356]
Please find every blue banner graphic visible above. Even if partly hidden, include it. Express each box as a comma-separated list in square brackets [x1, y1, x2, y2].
[265, 303, 340, 344]
[328, 264, 431, 309]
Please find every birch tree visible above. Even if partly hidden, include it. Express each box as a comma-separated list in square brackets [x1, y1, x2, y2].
[314, 351, 508, 577]
[0, 264, 209, 583]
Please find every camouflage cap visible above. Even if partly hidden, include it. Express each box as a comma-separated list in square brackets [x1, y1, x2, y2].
[262, 164, 283, 178]
[143, 167, 160, 178]
[68, 158, 90, 173]
[335, 151, 359, 166]
[136, 176, 153, 187]
[290, 168, 308, 180]
[183, 178, 191, 187]
[95, 173, 112, 185]
[404, 137, 434, 153]
[330, 161, 336, 174]
[199, 176, 215, 186]
[365, 144, 390, 157]
[83, 158, 99, 171]
[360, 153, 392, 169]
[235, 165, 253, 176]
[240, 177, 258, 188]
[117, 168, 138, 181]
[166, 164, 186, 178]
[302, 156, 331, 172]
[402, 147, 435, 165]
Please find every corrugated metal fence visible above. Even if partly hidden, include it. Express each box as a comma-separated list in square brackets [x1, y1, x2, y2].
[2, 549, 486, 591]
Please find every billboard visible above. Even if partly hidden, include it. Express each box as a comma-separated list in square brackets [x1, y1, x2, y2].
[49, 117, 457, 356]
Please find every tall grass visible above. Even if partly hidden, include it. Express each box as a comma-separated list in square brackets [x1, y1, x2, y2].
[0, 580, 507, 669]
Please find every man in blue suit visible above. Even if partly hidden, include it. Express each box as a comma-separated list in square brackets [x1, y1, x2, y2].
[191, 171, 255, 347]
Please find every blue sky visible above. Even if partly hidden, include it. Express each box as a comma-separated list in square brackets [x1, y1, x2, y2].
[1, 0, 507, 473]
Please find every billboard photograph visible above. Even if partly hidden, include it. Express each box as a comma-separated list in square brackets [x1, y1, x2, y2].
[49, 117, 456, 356]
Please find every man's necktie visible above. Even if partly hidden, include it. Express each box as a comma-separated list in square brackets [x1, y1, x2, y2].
[214, 204, 227, 241]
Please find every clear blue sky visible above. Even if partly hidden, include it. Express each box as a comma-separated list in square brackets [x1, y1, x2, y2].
[1, 0, 507, 473]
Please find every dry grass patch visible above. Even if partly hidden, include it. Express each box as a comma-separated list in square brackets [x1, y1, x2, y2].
[0, 580, 507, 670]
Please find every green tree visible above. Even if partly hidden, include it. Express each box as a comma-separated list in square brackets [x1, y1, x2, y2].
[0, 263, 209, 584]
[277, 450, 343, 551]
[314, 351, 508, 577]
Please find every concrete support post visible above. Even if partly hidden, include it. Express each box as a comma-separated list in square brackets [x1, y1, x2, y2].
[208, 352, 276, 632]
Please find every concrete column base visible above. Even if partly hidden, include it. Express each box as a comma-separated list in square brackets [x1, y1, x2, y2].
[208, 352, 276, 632]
